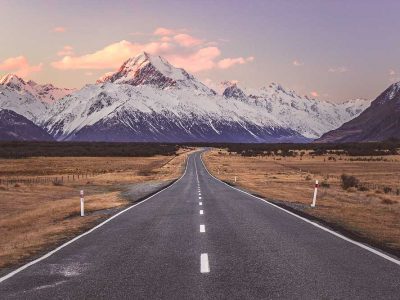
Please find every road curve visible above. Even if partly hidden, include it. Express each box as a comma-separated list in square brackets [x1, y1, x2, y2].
[1, 151, 400, 299]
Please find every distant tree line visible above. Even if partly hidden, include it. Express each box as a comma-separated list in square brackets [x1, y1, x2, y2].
[187, 140, 400, 157]
[0, 142, 180, 158]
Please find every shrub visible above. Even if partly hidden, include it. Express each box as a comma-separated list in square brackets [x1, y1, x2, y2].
[52, 180, 63, 186]
[341, 174, 359, 190]
[320, 181, 330, 188]
[383, 186, 392, 194]
[358, 185, 369, 192]
[305, 175, 311, 181]
[14, 183, 20, 188]
[381, 198, 398, 205]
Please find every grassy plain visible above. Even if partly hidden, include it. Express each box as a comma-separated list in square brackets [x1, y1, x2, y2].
[0, 148, 192, 270]
[204, 150, 400, 255]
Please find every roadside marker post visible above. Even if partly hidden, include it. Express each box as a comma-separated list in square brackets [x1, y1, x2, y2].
[311, 180, 319, 207]
[80, 190, 85, 216]
[234, 176, 237, 183]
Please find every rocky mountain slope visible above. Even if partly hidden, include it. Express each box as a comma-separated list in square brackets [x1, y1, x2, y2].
[0, 109, 53, 141]
[317, 82, 400, 142]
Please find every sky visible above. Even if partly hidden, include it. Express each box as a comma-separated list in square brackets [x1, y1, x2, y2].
[0, 0, 399, 102]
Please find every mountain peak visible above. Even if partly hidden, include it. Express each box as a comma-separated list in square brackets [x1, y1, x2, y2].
[373, 81, 400, 106]
[223, 83, 247, 101]
[97, 52, 214, 95]
[0, 74, 26, 89]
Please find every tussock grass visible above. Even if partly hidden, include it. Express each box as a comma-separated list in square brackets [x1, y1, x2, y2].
[0, 148, 194, 269]
[204, 150, 400, 253]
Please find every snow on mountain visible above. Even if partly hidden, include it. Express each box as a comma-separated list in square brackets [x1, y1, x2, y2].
[97, 52, 215, 96]
[45, 53, 305, 142]
[1, 53, 370, 142]
[0, 74, 75, 104]
[45, 82, 305, 142]
[222, 82, 371, 139]
[0, 82, 48, 124]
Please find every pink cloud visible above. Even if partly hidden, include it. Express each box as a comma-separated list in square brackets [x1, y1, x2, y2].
[168, 47, 221, 72]
[57, 46, 74, 56]
[0, 56, 42, 77]
[173, 34, 203, 47]
[52, 29, 255, 73]
[52, 26, 66, 33]
[153, 27, 177, 36]
[310, 91, 319, 97]
[217, 56, 254, 69]
[292, 59, 304, 67]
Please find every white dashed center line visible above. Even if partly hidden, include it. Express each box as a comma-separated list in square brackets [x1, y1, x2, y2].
[200, 210, 204, 215]
[200, 224, 205, 233]
[199, 196, 202, 199]
[200, 253, 210, 273]
[199, 202, 202, 206]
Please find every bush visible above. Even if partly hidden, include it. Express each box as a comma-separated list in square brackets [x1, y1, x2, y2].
[52, 180, 63, 186]
[341, 174, 359, 190]
[320, 181, 330, 188]
[358, 185, 369, 192]
[383, 186, 392, 194]
[381, 198, 398, 205]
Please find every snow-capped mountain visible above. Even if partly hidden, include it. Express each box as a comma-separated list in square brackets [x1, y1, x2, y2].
[0, 74, 75, 104]
[97, 52, 215, 96]
[0, 81, 48, 124]
[45, 52, 305, 142]
[221, 82, 370, 139]
[0, 54, 370, 142]
[0, 74, 75, 126]
[317, 81, 400, 142]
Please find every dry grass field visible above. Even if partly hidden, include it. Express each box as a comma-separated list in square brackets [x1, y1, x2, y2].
[0, 148, 193, 270]
[204, 149, 400, 255]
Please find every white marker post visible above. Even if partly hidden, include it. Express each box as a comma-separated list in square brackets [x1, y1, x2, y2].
[80, 190, 85, 216]
[234, 176, 237, 183]
[311, 180, 318, 207]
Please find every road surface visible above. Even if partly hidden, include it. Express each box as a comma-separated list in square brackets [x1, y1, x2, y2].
[1, 151, 400, 299]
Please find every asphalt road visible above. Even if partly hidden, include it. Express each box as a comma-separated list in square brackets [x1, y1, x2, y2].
[1, 151, 400, 299]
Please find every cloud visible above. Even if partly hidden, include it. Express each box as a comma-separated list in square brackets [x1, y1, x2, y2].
[217, 56, 254, 69]
[0, 56, 42, 77]
[168, 46, 221, 72]
[173, 34, 203, 47]
[328, 66, 348, 73]
[52, 29, 255, 73]
[292, 59, 304, 67]
[310, 91, 319, 97]
[57, 46, 74, 56]
[389, 69, 400, 83]
[52, 27, 66, 33]
[153, 27, 178, 36]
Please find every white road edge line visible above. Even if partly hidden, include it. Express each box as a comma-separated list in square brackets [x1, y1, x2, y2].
[199, 151, 400, 267]
[200, 224, 205, 233]
[200, 210, 204, 215]
[0, 152, 194, 284]
[200, 253, 210, 273]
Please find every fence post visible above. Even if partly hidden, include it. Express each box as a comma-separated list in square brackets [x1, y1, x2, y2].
[311, 180, 319, 207]
[80, 190, 85, 217]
